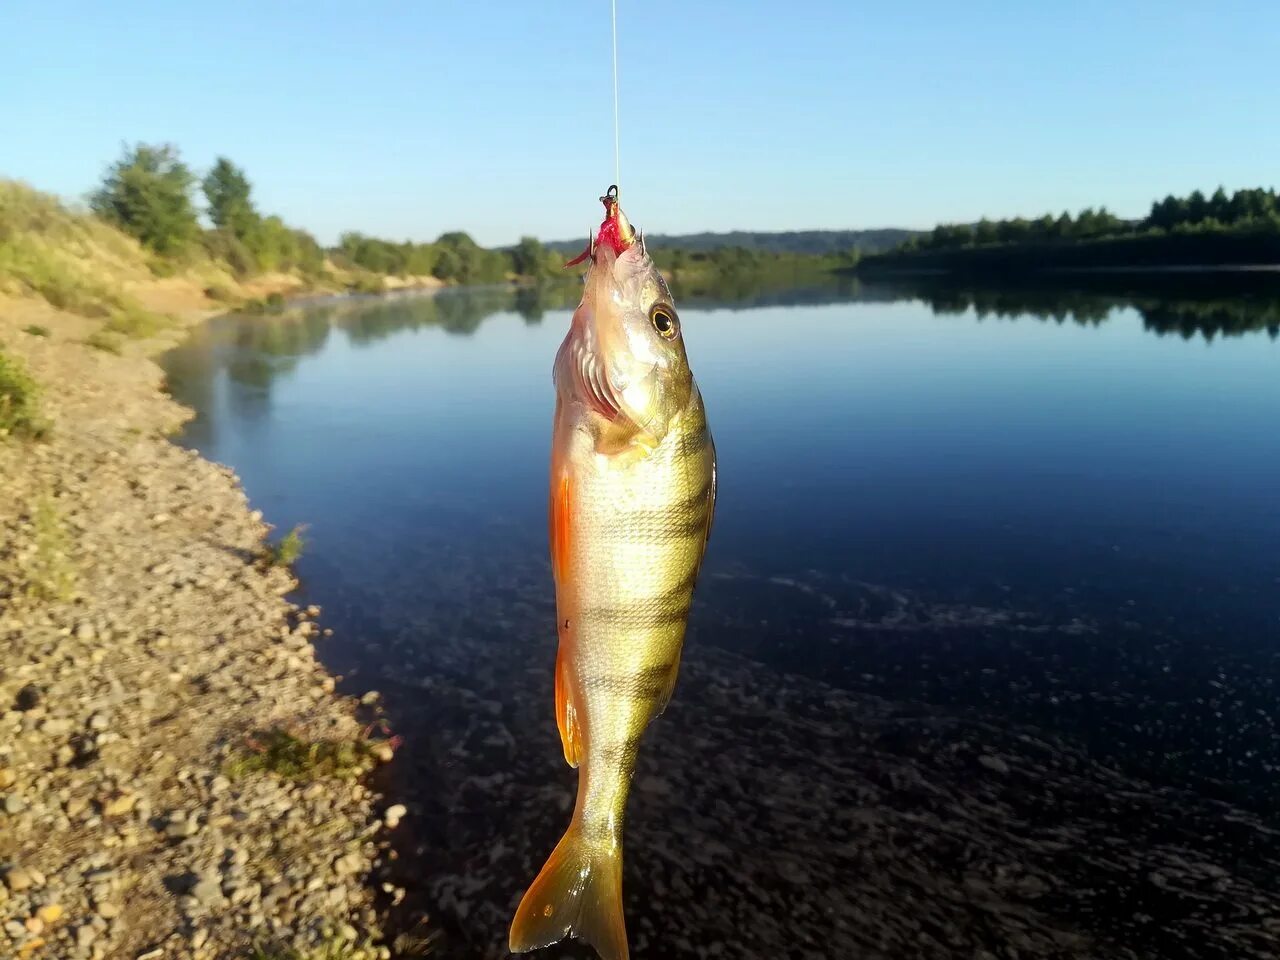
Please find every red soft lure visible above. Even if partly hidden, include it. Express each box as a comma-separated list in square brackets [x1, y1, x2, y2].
[564, 185, 636, 267]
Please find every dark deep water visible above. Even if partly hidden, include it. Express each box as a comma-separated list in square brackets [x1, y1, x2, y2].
[162, 276, 1280, 959]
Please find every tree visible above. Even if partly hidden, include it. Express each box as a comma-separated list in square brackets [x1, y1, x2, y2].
[1208, 186, 1230, 222]
[432, 248, 461, 280]
[1187, 189, 1208, 223]
[90, 143, 199, 257]
[511, 236, 548, 277]
[974, 218, 998, 245]
[202, 157, 258, 238]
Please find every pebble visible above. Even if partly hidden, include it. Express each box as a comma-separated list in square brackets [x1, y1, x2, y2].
[383, 804, 407, 828]
[95, 902, 120, 920]
[4, 868, 35, 892]
[40, 717, 73, 737]
[101, 793, 137, 817]
[3, 793, 26, 815]
[979, 755, 1011, 775]
[191, 875, 224, 906]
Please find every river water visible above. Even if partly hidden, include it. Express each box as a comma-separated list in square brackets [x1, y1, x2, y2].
[162, 275, 1280, 959]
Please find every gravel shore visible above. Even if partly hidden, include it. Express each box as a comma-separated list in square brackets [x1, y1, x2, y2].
[1, 295, 395, 960]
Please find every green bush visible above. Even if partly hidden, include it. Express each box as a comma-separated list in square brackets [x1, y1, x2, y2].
[224, 728, 382, 782]
[0, 350, 48, 440]
[346, 273, 385, 295]
[105, 304, 168, 339]
[268, 524, 306, 566]
[85, 330, 124, 355]
[22, 324, 50, 337]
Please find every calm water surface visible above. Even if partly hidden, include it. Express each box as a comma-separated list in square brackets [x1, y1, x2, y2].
[163, 278, 1280, 959]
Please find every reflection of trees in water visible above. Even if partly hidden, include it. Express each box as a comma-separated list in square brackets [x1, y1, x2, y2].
[312, 284, 582, 343]
[878, 274, 1280, 341]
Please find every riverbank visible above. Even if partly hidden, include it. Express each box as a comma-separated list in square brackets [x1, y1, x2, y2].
[0, 284, 406, 958]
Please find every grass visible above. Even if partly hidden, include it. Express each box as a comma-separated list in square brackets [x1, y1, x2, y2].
[104, 303, 169, 339]
[24, 496, 76, 602]
[22, 324, 50, 337]
[85, 330, 123, 355]
[223, 728, 383, 783]
[268, 523, 306, 567]
[0, 180, 142, 318]
[0, 349, 49, 440]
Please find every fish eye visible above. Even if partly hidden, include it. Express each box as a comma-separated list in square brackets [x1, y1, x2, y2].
[649, 304, 679, 339]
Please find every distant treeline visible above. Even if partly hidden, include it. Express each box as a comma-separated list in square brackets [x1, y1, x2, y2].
[545, 228, 917, 257]
[80, 142, 573, 290]
[861, 186, 1280, 272]
[81, 141, 876, 293]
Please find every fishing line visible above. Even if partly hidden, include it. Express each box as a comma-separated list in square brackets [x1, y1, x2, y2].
[611, 0, 621, 192]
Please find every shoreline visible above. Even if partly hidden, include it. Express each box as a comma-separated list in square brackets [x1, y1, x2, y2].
[0, 285, 403, 959]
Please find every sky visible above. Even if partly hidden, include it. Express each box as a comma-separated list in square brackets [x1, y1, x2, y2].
[3, 1, 1279, 247]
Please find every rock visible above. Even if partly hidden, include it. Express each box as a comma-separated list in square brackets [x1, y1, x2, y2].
[191, 876, 223, 906]
[25, 915, 45, 934]
[36, 904, 63, 925]
[369, 741, 394, 764]
[40, 717, 73, 737]
[359, 691, 380, 706]
[95, 902, 120, 920]
[333, 852, 363, 877]
[4, 867, 34, 892]
[383, 803, 407, 828]
[3, 793, 25, 815]
[75, 622, 96, 641]
[14, 684, 42, 711]
[0, 768, 14, 789]
[164, 816, 198, 840]
[978, 755, 1010, 775]
[88, 713, 109, 732]
[101, 793, 136, 817]
[75, 923, 97, 948]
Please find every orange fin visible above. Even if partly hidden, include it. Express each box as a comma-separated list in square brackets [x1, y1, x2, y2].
[550, 471, 571, 583]
[554, 644, 581, 768]
[510, 817, 627, 960]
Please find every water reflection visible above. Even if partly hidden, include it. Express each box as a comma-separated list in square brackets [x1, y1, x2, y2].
[870, 271, 1280, 340]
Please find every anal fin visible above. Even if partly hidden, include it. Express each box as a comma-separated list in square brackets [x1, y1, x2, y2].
[555, 645, 581, 767]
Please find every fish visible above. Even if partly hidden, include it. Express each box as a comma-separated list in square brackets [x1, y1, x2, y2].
[509, 187, 716, 960]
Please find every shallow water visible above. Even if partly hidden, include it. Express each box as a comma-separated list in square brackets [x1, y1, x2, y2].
[163, 277, 1280, 958]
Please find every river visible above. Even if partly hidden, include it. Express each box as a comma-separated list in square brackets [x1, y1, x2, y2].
[161, 274, 1280, 959]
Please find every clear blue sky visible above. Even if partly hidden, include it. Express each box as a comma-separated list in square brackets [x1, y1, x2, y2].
[3, 1, 1278, 247]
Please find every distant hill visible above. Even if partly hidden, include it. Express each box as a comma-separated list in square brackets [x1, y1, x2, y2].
[544, 228, 921, 256]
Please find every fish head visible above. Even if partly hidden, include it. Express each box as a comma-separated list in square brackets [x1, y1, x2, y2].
[559, 192, 693, 447]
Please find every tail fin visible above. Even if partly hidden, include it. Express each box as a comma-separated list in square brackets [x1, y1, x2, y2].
[509, 819, 627, 960]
